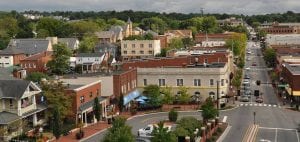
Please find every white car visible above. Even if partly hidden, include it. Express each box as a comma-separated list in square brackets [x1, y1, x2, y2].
[138, 124, 172, 137]
[245, 67, 250, 70]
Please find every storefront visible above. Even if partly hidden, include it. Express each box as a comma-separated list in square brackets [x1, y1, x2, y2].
[123, 89, 141, 109]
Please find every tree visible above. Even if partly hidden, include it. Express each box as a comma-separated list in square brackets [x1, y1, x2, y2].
[53, 106, 62, 140]
[144, 85, 162, 107]
[107, 18, 126, 26]
[168, 109, 178, 122]
[201, 98, 218, 124]
[161, 86, 174, 104]
[36, 17, 67, 37]
[182, 38, 194, 48]
[78, 35, 97, 53]
[151, 121, 177, 142]
[169, 38, 184, 49]
[201, 16, 217, 33]
[174, 117, 202, 139]
[263, 48, 276, 67]
[118, 94, 124, 112]
[37, 29, 49, 38]
[225, 33, 247, 56]
[93, 97, 101, 122]
[47, 43, 72, 75]
[70, 20, 100, 38]
[26, 72, 49, 83]
[103, 117, 134, 142]
[41, 81, 72, 120]
[178, 87, 190, 104]
[143, 33, 154, 40]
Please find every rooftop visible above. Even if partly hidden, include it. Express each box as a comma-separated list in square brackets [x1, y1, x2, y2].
[0, 47, 24, 55]
[76, 52, 104, 57]
[8, 39, 51, 55]
[283, 63, 300, 75]
[21, 51, 52, 61]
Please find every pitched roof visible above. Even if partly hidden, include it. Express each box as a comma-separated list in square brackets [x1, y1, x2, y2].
[58, 38, 78, 50]
[76, 52, 104, 57]
[0, 47, 24, 55]
[0, 80, 31, 99]
[95, 31, 115, 39]
[8, 39, 51, 55]
[21, 51, 52, 61]
[0, 111, 21, 124]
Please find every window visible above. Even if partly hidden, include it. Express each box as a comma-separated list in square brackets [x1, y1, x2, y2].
[177, 79, 183, 86]
[204, 58, 208, 64]
[131, 50, 136, 54]
[132, 44, 135, 48]
[33, 64, 36, 68]
[140, 44, 144, 48]
[97, 89, 99, 96]
[89, 92, 93, 98]
[158, 79, 166, 86]
[143, 79, 147, 86]
[194, 79, 201, 86]
[221, 79, 224, 86]
[218, 58, 220, 63]
[5, 56, 9, 59]
[124, 44, 127, 48]
[210, 79, 214, 86]
[140, 51, 144, 54]
[148, 51, 153, 54]
[9, 99, 13, 108]
[123, 51, 127, 54]
[80, 96, 85, 103]
[149, 44, 152, 48]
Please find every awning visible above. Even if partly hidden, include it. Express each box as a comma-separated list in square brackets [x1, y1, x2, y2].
[124, 89, 140, 105]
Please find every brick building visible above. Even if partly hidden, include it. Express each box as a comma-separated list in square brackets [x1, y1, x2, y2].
[20, 51, 52, 74]
[195, 33, 234, 43]
[281, 63, 300, 104]
[0, 47, 25, 67]
[260, 22, 300, 34]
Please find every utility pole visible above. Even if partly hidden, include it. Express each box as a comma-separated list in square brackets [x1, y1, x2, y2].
[200, 8, 204, 17]
[217, 80, 220, 116]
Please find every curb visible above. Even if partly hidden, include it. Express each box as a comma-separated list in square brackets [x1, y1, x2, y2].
[79, 126, 111, 142]
[216, 125, 232, 142]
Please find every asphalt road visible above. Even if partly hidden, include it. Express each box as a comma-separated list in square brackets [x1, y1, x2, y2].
[83, 41, 300, 142]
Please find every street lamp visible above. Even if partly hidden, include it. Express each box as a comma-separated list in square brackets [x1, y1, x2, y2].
[253, 111, 256, 124]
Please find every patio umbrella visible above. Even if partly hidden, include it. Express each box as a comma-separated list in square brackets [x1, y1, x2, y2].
[136, 98, 145, 103]
[138, 95, 148, 100]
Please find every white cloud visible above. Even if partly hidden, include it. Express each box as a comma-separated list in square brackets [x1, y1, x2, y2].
[0, 0, 300, 15]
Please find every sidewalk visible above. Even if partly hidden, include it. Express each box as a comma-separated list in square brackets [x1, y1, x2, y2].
[56, 121, 110, 142]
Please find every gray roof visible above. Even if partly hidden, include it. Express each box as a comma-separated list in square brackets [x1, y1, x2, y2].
[77, 52, 104, 57]
[58, 38, 78, 50]
[8, 39, 51, 55]
[79, 96, 107, 111]
[0, 80, 31, 99]
[0, 112, 21, 124]
[144, 30, 159, 37]
[0, 47, 24, 55]
[0, 68, 15, 80]
[95, 31, 115, 38]
[109, 26, 123, 34]
[284, 63, 300, 75]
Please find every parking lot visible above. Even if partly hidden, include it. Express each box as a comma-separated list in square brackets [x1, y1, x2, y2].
[256, 127, 299, 142]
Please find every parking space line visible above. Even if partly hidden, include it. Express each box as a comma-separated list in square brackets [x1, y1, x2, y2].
[296, 129, 300, 142]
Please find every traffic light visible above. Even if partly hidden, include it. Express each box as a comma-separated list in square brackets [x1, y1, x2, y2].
[256, 80, 261, 86]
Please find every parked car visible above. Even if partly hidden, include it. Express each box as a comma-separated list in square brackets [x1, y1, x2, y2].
[240, 96, 250, 102]
[255, 97, 263, 103]
[252, 62, 257, 66]
[138, 124, 172, 137]
[244, 75, 251, 79]
[245, 67, 251, 70]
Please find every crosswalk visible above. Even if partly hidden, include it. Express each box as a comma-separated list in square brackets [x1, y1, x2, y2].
[238, 103, 280, 108]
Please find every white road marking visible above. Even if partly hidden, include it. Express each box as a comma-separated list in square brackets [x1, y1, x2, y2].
[250, 104, 253, 106]
[240, 104, 244, 106]
[296, 129, 300, 142]
[273, 105, 277, 107]
[264, 104, 267, 106]
[275, 128, 278, 142]
[222, 116, 228, 123]
[259, 104, 262, 106]
[245, 104, 248, 106]
[259, 127, 297, 131]
[254, 104, 258, 106]
[268, 104, 272, 107]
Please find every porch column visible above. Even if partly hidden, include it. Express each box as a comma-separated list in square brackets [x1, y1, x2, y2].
[84, 112, 87, 125]
[104, 101, 107, 118]
[33, 113, 38, 126]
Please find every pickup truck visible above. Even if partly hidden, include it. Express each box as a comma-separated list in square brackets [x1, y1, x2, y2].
[138, 124, 172, 137]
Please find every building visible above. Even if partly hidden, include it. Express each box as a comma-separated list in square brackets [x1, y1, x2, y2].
[75, 53, 106, 73]
[58, 38, 80, 51]
[20, 51, 53, 74]
[7, 39, 52, 56]
[195, 33, 234, 43]
[218, 17, 244, 27]
[95, 31, 117, 43]
[259, 22, 300, 34]
[0, 47, 25, 68]
[60, 77, 108, 125]
[121, 53, 233, 104]
[0, 79, 46, 141]
[266, 34, 300, 47]
[121, 40, 161, 60]
[165, 30, 193, 39]
[281, 63, 300, 104]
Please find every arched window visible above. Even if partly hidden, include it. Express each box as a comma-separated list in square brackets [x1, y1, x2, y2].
[193, 91, 201, 102]
[209, 92, 215, 100]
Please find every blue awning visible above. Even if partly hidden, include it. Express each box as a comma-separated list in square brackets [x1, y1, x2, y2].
[124, 90, 140, 105]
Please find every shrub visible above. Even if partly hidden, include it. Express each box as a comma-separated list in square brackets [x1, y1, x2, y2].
[168, 109, 178, 122]
[75, 130, 84, 139]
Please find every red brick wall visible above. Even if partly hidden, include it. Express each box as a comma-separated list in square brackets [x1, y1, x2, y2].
[113, 69, 137, 98]
[66, 82, 102, 113]
[282, 66, 300, 91]
[12, 54, 26, 65]
[195, 33, 233, 43]
[155, 36, 168, 49]
[121, 53, 228, 70]
[20, 52, 52, 73]
[263, 27, 296, 34]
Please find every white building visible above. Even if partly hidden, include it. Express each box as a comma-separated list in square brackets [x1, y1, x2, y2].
[75, 53, 106, 73]
[266, 34, 300, 46]
[121, 40, 161, 60]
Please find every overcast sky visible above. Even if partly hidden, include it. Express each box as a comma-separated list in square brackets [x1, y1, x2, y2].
[1, 0, 300, 15]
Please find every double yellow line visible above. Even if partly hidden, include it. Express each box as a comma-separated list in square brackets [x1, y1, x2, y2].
[242, 124, 259, 142]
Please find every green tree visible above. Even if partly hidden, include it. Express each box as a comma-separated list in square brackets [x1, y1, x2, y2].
[0, 16, 18, 37]
[151, 121, 177, 142]
[103, 117, 134, 142]
[36, 17, 66, 37]
[141, 17, 167, 34]
[168, 109, 178, 122]
[182, 38, 194, 48]
[53, 106, 62, 140]
[201, 16, 217, 33]
[93, 97, 101, 122]
[78, 35, 97, 53]
[174, 117, 202, 139]
[37, 29, 49, 38]
[41, 81, 72, 120]
[161, 86, 174, 104]
[201, 97, 218, 124]
[26, 72, 49, 83]
[225, 33, 247, 56]
[144, 85, 162, 107]
[169, 38, 184, 49]
[47, 43, 72, 75]
[178, 87, 190, 104]
[107, 18, 126, 26]
[264, 48, 276, 67]
[143, 33, 154, 40]
[70, 20, 100, 38]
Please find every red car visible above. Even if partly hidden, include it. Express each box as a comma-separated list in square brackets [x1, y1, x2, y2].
[252, 62, 257, 66]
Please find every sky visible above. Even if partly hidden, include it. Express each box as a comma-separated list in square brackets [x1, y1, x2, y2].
[1, 0, 300, 15]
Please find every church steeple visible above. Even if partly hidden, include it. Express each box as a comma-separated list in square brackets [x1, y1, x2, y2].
[127, 17, 132, 23]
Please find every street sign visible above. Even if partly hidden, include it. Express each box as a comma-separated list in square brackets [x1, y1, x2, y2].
[278, 84, 288, 88]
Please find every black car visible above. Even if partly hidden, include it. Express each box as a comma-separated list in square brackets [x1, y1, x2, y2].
[244, 75, 250, 79]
